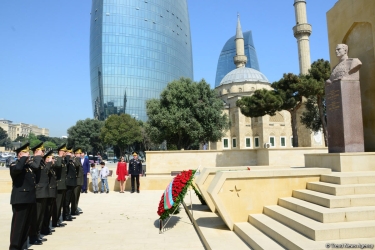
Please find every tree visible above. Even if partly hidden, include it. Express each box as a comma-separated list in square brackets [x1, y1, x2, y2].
[67, 118, 104, 153]
[0, 128, 12, 149]
[146, 77, 230, 150]
[0, 127, 7, 141]
[43, 141, 57, 150]
[237, 73, 307, 147]
[100, 114, 142, 156]
[300, 59, 331, 145]
[28, 133, 41, 148]
[13, 136, 28, 143]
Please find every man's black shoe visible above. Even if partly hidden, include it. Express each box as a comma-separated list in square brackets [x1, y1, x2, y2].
[137, 190, 140, 193]
[50, 229, 55, 232]
[131, 190, 135, 193]
[40, 231, 52, 235]
[63, 216, 73, 221]
[29, 239, 43, 245]
[39, 237, 47, 242]
[53, 223, 64, 227]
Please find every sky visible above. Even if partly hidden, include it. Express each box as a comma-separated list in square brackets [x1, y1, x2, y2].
[0, 0, 338, 137]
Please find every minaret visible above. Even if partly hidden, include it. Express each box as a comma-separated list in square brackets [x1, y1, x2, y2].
[233, 14, 247, 68]
[293, 0, 312, 75]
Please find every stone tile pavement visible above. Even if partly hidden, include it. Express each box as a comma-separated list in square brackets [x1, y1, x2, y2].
[0, 190, 204, 250]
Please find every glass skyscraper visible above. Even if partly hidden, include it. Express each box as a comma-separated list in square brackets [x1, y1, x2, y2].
[215, 31, 260, 87]
[90, 0, 193, 121]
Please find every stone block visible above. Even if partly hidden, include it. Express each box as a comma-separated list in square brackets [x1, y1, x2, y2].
[305, 153, 375, 172]
[206, 168, 330, 230]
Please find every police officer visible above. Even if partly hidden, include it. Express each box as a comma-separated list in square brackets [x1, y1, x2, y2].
[63, 146, 77, 221]
[41, 150, 57, 235]
[9, 143, 41, 250]
[128, 151, 143, 193]
[71, 148, 83, 216]
[28, 143, 49, 245]
[52, 144, 67, 227]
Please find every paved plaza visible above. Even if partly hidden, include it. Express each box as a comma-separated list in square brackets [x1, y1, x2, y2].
[0, 190, 205, 250]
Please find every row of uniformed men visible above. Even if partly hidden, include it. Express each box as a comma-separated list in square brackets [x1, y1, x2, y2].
[9, 142, 84, 250]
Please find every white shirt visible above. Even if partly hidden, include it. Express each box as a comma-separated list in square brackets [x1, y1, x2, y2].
[100, 166, 109, 179]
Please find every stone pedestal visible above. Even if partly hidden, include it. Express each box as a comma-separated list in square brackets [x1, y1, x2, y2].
[325, 80, 364, 153]
[305, 153, 375, 172]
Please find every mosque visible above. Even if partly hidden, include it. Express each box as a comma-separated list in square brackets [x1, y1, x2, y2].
[210, 0, 325, 150]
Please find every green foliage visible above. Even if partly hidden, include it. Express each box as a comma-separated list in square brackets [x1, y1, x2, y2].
[67, 118, 104, 153]
[300, 59, 331, 146]
[0, 137, 12, 149]
[36, 135, 49, 142]
[146, 77, 229, 150]
[236, 89, 282, 117]
[0, 127, 7, 141]
[0, 128, 12, 149]
[272, 73, 305, 112]
[13, 136, 28, 143]
[43, 141, 57, 150]
[28, 133, 41, 148]
[191, 184, 206, 205]
[100, 114, 142, 156]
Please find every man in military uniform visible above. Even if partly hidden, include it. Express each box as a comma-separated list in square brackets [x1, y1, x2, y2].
[28, 142, 49, 245]
[9, 143, 41, 250]
[63, 146, 77, 221]
[128, 151, 143, 193]
[52, 144, 68, 227]
[41, 150, 57, 235]
[71, 148, 83, 216]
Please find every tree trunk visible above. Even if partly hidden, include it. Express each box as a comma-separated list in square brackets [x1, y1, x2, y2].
[317, 96, 328, 146]
[290, 109, 299, 147]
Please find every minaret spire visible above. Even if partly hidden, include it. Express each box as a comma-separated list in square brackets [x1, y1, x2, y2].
[293, 0, 312, 74]
[234, 14, 247, 68]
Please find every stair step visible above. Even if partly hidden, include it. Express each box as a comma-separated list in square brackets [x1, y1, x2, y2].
[307, 182, 375, 196]
[279, 197, 375, 223]
[234, 222, 285, 250]
[249, 213, 328, 249]
[293, 189, 375, 208]
[264, 205, 375, 241]
[321, 172, 375, 185]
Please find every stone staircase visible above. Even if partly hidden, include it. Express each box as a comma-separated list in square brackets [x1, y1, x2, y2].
[233, 171, 375, 249]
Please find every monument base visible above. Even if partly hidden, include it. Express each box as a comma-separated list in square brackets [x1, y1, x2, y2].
[305, 152, 375, 172]
[326, 79, 364, 153]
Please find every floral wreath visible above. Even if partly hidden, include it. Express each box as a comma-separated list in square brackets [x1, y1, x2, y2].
[157, 169, 206, 220]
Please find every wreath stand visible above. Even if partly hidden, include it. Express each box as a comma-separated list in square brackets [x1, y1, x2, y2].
[159, 185, 194, 234]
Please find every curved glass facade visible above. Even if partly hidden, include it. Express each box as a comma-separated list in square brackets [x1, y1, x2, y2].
[215, 31, 260, 87]
[90, 0, 193, 121]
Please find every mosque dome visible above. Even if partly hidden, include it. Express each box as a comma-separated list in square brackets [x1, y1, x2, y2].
[219, 67, 270, 85]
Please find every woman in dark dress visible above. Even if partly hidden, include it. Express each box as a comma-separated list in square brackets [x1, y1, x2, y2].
[116, 157, 127, 193]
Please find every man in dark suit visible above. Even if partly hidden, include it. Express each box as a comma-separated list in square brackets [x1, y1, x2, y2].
[71, 148, 83, 216]
[63, 146, 77, 221]
[28, 143, 49, 245]
[9, 143, 41, 250]
[128, 151, 143, 193]
[81, 151, 90, 194]
[52, 144, 67, 227]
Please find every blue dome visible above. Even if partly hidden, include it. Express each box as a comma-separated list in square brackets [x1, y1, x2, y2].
[220, 67, 269, 85]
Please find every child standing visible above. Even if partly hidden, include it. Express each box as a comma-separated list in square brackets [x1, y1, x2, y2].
[90, 163, 99, 193]
[100, 162, 110, 193]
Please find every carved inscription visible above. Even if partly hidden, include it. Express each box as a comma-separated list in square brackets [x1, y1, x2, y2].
[326, 89, 341, 112]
